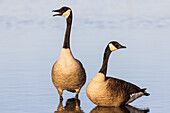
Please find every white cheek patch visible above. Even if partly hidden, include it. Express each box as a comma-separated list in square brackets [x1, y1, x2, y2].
[109, 43, 117, 51]
[62, 9, 71, 18]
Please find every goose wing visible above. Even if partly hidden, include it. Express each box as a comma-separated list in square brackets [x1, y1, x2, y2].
[106, 77, 142, 95]
[75, 59, 86, 73]
[75, 59, 86, 82]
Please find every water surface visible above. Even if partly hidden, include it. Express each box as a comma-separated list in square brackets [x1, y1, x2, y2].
[0, 0, 170, 113]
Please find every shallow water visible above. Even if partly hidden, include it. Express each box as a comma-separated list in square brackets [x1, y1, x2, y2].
[1, 0, 170, 113]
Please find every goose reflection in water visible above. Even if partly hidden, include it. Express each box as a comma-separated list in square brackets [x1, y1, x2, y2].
[54, 98, 84, 113]
[90, 105, 149, 113]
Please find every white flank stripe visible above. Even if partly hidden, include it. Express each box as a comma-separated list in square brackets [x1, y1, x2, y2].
[126, 92, 144, 104]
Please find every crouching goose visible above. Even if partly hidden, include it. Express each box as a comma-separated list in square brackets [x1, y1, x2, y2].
[86, 41, 149, 107]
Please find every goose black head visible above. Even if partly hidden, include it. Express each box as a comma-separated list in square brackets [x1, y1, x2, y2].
[52, 6, 72, 19]
[109, 41, 126, 51]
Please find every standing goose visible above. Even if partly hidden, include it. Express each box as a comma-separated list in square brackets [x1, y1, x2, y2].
[52, 6, 86, 100]
[86, 41, 149, 107]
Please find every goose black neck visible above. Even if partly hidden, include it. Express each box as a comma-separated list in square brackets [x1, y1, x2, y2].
[63, 13, 72, 49]
[99, 45, 112, 75]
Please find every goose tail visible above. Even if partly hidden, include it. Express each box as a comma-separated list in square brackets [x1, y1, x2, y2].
[141, 88, 150, 96]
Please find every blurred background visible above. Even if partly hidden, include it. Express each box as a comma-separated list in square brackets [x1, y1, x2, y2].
[0, 0, 170, 113]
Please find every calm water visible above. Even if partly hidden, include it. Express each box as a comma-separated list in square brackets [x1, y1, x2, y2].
[1, 0, 170, 113]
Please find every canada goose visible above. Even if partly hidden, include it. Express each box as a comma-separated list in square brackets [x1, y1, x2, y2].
[52, 6, 86, 100]
[86, 41, 150, 107]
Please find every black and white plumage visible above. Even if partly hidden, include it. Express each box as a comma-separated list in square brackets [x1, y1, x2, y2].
[86, 41, 149, 107]
[51, 7, 86, 100]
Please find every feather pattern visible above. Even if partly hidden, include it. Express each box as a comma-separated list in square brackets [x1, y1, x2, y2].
[86, 41, 149, 106]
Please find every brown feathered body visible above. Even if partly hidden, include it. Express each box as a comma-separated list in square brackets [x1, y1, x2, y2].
[86, 73, 149, 107]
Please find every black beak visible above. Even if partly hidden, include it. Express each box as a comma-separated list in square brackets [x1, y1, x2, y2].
[119, 45, 126, 49]
[52, 9, 62, 16]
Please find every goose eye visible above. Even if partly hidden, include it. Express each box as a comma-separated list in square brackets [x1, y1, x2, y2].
[115, 44, 118, 48]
